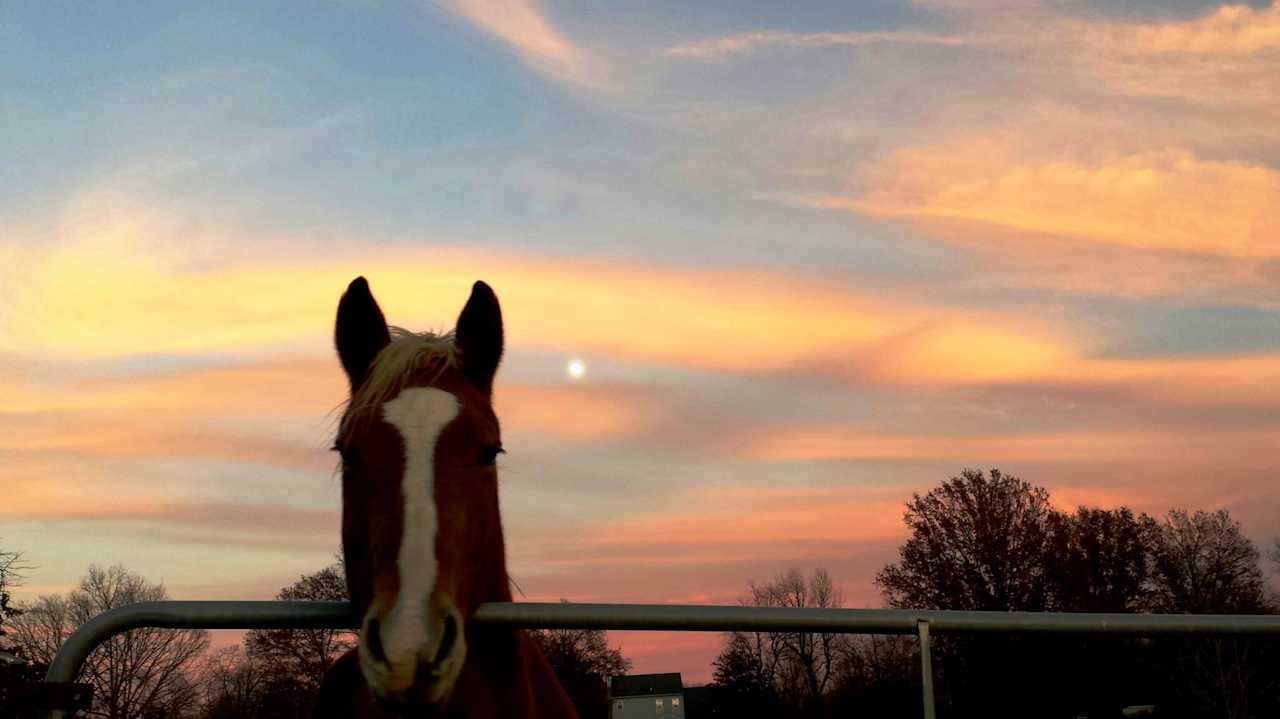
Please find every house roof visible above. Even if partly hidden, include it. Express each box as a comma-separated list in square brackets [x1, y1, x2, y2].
[610, 673, 684, 698]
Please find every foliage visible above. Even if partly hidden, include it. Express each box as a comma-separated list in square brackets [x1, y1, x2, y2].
[1057, 506, 1159, 612]
[8, 563, 209, 719]
[869, 468, 1280, 718]
[528, 602, 631, 719]
[876, 468, 1068, 612]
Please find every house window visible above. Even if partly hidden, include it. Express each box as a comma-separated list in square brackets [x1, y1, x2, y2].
[655, 697, 664, 713]
[672, 698, 681, 708]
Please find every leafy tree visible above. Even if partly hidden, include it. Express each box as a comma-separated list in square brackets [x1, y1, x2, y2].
[1057, 506, 1159, 612]
[243, 564, 355, 694]
[528, 602, 630, 719]
[8, 564, 209, 719]
[876, 468, 1067, 612]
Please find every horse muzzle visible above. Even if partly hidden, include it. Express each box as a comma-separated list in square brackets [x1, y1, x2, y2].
[358, 600, 467, 706]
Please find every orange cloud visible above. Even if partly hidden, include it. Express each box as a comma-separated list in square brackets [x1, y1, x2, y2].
[832, 141, 1279, 259]
[560, 486, 907, 563]
[737, 425, 1280, 465]
[1091, 2, 1280, 56]
[2, 203, 1076, 386]
[1056, 353, 1280, 407]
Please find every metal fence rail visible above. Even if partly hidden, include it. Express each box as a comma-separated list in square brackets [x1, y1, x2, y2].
[42, 600, 1280, 718]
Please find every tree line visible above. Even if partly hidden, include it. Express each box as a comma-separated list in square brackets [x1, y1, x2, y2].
[0, 559, 627, 719]
[2, 467, 1278, 718]
[708, 469, 1280, 719]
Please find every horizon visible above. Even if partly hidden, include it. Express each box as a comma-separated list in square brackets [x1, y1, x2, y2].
[3, 0, 1280, 684]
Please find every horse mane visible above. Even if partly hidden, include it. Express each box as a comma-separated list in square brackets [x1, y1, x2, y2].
[338, 326, 458, 441]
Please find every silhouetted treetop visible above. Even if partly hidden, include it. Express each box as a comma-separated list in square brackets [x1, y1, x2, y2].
[876, 468, 1067, 611]
[1058, 506, 1159, 612]
[1150, 508, 1267, 614]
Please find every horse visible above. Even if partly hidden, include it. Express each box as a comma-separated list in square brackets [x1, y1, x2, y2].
[314, 277, 578, 718]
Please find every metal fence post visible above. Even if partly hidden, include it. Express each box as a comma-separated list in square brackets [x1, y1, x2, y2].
[918, 619, 936, 719]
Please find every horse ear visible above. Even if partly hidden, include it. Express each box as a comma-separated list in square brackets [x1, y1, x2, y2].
[335, 277, 391, 392]
[455, 281, 504, 393]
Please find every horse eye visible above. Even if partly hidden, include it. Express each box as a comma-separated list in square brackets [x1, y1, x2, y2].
[478, 445, 504, 467]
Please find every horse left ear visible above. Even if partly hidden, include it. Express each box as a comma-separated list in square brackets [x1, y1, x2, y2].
[455, 281, 504, 393]
[335, 277, 391, 392]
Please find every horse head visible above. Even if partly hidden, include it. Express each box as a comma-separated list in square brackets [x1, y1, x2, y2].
[333, 277, 509, 709]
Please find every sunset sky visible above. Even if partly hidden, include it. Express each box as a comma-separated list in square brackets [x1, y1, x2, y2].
[3, 0, 1280, 682]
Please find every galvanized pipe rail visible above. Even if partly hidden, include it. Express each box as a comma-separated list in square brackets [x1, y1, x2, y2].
[43, 601, 1280, 718]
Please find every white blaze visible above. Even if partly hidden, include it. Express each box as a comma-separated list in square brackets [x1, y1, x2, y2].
[379, 387, 459, 674]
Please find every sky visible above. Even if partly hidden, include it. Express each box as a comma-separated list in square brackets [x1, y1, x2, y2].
[3, 0, 1280, 683]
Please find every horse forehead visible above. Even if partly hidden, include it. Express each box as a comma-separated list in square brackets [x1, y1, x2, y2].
[381, 387, 462, 442]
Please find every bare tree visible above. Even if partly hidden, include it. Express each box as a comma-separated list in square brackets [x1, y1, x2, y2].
[198, 647, 276, 719]
[9, 564, 209, 719]
[1151, 509, 1266, 614]
[713, 568, 845, 717]
[830, 635, 920, 718]
[243, 563, 355, 692]
[1149, 510, 1275, 719]
[529, 608, 631, 719]
[0, 544, 37, 717]
[0, 545, 30, 644]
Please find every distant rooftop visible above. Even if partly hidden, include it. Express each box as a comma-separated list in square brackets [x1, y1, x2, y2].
[610, 673, 684, 698]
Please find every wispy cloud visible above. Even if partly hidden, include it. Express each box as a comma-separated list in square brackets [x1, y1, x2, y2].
[436, 0, 581, 72]
[666, 30, 976, 61]
[820, 141, 1279, 259]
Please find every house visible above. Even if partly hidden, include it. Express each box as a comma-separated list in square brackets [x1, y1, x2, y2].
[609, 673, 685, 719]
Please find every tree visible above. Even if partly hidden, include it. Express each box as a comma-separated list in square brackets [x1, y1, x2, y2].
[528, 603, 630, 719]
[828, 635, 920, 719]
[1151, 509, 1267, 614]
[8, 564, 209, 719]
[876, 468, 1067, 612]
[1147, 510, 1276, 719]
[0, 546, 28, 643]
[1057, 506, 1159, 612]
[197, 646, 312, 719]
[711, 569, 845, 718]
[0, 544, 38, 718]
[243, 564, 355, 694]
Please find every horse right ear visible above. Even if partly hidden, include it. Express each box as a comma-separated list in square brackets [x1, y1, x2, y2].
[335, 277, 391, 392]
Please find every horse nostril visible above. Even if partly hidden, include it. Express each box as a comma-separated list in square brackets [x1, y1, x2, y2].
[366, 617, 388, 664]
[435, 614, 458, 664]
